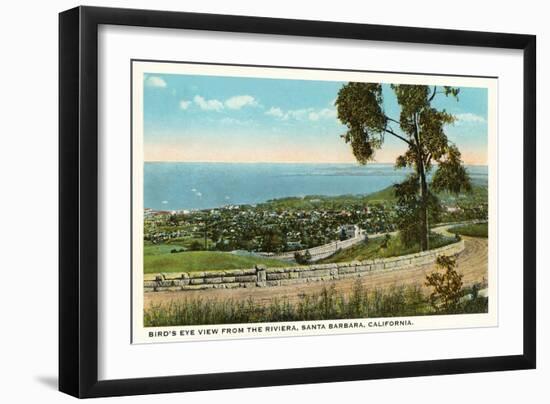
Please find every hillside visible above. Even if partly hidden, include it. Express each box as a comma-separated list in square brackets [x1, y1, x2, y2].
[259, 183, 487, 209]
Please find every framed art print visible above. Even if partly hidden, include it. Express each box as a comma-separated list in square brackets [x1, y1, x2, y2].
[59, 6, 536, 398]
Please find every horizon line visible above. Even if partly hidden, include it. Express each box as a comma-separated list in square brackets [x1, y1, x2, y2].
[144, 160, 488, 166]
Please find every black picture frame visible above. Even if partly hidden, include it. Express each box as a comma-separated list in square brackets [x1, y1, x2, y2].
[59, 5, 536, 398]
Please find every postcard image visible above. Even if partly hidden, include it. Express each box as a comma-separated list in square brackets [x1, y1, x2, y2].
[131, 61, 497, 343]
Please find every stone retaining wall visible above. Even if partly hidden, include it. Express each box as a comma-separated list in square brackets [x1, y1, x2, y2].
[145, 240, 465, 292]
[259, 230, 366, 262]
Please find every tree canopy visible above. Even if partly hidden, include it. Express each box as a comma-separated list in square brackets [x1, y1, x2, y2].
[336, 83, 472, 250]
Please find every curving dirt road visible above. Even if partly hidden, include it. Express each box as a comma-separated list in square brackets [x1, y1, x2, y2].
[144, 235, 488, 308]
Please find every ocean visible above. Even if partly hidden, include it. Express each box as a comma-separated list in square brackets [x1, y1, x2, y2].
[144, 162, 488, 211]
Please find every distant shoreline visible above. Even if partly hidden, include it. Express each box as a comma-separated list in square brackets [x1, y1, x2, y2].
[145, 183, 488, 215]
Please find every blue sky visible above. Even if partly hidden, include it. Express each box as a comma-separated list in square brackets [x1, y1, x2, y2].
[143, 72, 488, 164]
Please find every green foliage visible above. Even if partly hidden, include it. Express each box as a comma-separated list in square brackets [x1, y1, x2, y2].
[425, 255, 464, 314]
[394, 175, 441, 247]
[294, 249, 312, 265]
[380, 233, 391, 249]
[336, 83, 386, 164]
[260, 228, 285, 253]
[339, 227, 348, 241]
[443, 86, 460, 98]
[432, 145, 472, 194]
[448, 223, 488, 238]
[188, 240, 203, 251]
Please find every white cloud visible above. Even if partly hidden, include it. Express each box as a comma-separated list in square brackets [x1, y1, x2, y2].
[194, 95, 224, 111]
[308, 108, 337, 121]
[265, 107, 284, 118]
[285, 108, 310, 120]
[267, 106, 337, 121]
[266, 107, 309, 120]
[225, 95, 257, 109]
[187, 94, 259, 112]
[179, 100, 191, 110]
[145, 76, 167, 88]
[455, 113, 486, 124]
[308, 112, 320, 121]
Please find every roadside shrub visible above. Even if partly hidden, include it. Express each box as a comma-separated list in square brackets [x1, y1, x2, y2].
[425, 255, 464, 314]
[294, 249, 312, 264]
[189, 241, 203, 251]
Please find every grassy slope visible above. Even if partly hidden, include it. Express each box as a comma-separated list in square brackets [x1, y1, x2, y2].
[363, 185, 398, 202]
[448, 222, 488, 238]
[144, 250, 295, 274]
[144, 282, 488, 326]
[365, 183, 488, 203]
[319, 233, 456, 264]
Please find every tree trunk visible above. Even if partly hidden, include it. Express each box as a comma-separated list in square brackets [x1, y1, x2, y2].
[413, 112, 429, 252]
[418, 162, 429, 251]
